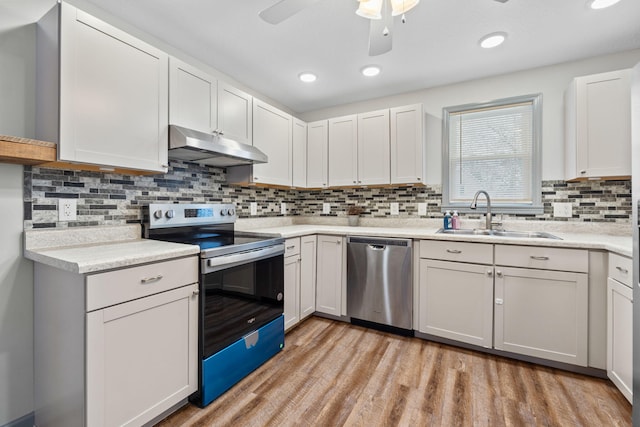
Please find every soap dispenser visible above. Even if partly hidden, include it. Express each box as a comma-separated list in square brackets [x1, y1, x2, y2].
[452, 211, 460, 230]
[443, 211, 452, 230]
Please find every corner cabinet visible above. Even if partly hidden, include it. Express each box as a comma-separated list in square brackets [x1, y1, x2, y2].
[37, 3, 169, 173]
[251, 99, 293, 186]
[390, 104, 425, 184]
[307, 120, 329, 188]
[34, 256, 199, 427]
[565, 69, 632, 180]
[316, 235, 346, 317]
[607, 253, 633, 403]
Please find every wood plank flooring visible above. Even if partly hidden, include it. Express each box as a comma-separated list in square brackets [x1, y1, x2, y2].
[157, 317, 631, 427]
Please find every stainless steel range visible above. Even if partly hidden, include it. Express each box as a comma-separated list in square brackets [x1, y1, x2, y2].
[142, 203, 285, 407]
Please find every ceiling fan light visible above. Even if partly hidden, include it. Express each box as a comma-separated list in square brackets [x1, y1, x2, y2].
[356, 0, 383, 19]
[390, 0, 420, 16]
[589, 0, 622, 9]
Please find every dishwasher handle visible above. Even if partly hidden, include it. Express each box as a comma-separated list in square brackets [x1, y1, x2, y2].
[368, 244, 386, 251]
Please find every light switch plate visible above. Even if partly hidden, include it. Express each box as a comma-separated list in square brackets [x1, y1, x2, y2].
[280, 202, 287, 215]
[58, 199, 77, 221]
[417, 203, 427, 216]
[553, 202, 572, 218]
[250, 202, 257, 216]
[390, 202, 399, 215]
[322, 203, 330, 214]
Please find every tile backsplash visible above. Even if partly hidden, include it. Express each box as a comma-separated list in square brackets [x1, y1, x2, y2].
[23, 160, 631, 229]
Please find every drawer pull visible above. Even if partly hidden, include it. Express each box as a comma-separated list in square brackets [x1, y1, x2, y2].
[530, 256, 549, 261]
[286, 245, 296, 250]
[616, 266, 629, 274]
[193, 289, 200, 296]
[446, 249, 462, 254]
[140, 275, 163, 284]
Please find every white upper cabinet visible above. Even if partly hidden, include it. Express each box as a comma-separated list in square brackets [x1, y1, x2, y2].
[565, 69, 632, 180]
[217, 81, 253, 145]
[252, 99, 293, 186]
[169, 58, 217, 134]
[357, 109, 390, 185]
[38, 2, 169, 173]
[292, 118, 308, 188]
[307, 120, 329, 188]
[328, 115, 358, 186]
[390, 104, 424, 184]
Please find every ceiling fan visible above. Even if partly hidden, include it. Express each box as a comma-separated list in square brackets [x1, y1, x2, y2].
[258, 0, 420, 56]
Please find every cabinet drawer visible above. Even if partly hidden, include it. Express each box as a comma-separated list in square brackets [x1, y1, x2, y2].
[495, 245, 588, 273]
[420, 240, 493, 264]
[608, 253, 632, 288]
[285, 238, 301, 257]
[86, 256, 198, 311]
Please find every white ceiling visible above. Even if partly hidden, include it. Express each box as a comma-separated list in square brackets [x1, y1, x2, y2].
[8, 0, 640, 114]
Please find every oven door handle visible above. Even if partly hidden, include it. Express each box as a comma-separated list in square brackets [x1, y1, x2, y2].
[206, 244, 285, 270]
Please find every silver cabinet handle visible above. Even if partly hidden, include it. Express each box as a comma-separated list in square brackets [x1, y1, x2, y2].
[496, 270, 503, 277]
[446, 249, 461, 254]
[487, 269, 493, 277]
[417, 177, 421, 180]
[495, 298, 504, 305]
[580, 170, 586, 174]
[530, 256, 549, 261]
[193, 289, 200, 296]
[286, 245, 296, 250]
[336, 240, 341, 244]
[616, 266, 629, 274]
[140, 275, 163, 284]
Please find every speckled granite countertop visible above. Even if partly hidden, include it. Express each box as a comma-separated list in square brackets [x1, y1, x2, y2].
[236, 222, 632, 258]
[24, 225, 200, 274]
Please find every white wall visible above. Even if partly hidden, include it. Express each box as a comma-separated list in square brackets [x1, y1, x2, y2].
[0, 18, 37, 426]
[300, 49, 640, 183]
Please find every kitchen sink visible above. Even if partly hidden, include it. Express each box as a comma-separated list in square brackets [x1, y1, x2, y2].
[436, 228, 561, 240]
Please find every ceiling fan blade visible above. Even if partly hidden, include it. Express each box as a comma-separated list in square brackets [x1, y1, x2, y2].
[259, 0, 322, 24]
[368, 4, 393, 56]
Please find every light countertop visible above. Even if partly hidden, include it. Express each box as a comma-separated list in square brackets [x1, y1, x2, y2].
[24, 225, 200, 274]
[235, 224, 632, 258]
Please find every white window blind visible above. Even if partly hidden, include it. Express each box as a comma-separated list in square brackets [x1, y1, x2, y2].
[442, 94, 542, 213]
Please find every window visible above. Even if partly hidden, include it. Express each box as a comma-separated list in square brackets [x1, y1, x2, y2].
[442, 94, 542, 214]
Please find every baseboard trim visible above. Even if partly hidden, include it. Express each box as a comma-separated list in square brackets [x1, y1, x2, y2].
[2, 412, 34, 427]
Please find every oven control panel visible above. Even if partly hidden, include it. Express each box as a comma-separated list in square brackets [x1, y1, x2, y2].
[146, 203, 237, 228]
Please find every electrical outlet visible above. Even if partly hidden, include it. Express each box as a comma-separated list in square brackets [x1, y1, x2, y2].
[417, 203, 427, 216]
[250, 202, 257, 216]
[322, 203, 330, 214]
[58, 199, 77, 221]
[553, 202, 573, 218]
[390, 202, 399, 215]
[280, 202, 287, 215]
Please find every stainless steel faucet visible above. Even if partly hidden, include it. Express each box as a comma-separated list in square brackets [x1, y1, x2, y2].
[470, 190, 492, 230]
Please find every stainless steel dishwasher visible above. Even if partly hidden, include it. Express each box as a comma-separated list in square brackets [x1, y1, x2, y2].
[347, 236, 412, 331]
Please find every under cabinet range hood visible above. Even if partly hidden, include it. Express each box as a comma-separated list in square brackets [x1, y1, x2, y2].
[168, 125, 267, 167]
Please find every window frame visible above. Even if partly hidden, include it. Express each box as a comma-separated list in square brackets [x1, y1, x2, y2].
[441, 93, 543, 214]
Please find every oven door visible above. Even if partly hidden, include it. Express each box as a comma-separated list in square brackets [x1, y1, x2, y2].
[200, 245, 284, 359]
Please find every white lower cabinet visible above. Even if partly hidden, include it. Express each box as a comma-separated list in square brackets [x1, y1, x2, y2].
[607, 252, 633, 402]
[494, 266, 588, 366]
[34, 256, 199, 427]
[316, 234, 346, 316]
[418, 259, 493, 348]
[300, 235, 317, 319]
[284, 236, 318, 331]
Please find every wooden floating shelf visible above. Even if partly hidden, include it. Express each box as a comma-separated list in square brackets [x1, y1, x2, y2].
[0, 135, 57, 165]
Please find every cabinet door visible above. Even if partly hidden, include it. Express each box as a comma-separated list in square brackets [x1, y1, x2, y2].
[328, 115, 358, 187]
[252, 99, 292, 186]
[169, 57, 217, 134]
[292, 118, 308, 188]
[217, 81, 252, 145]
[300, 235, 317, 319]
[570, 69, 632, 179]
[316, 235, 345, 316]
[284, 255, 301, 331]
[418, 259, 494, 348]
[607, 278, 633, 402]
[307, 120, 328, 188]
[86, 283, 198, 427]
[357, 109, 390, 185]
[390, 104, 424, 184]
[494, 266, 588, 366]
[59, 3, 168, 172]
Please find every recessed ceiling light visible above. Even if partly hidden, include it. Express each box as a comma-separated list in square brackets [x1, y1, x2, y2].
[479, 32, 507, 49]
[589, 0, 622, 9]
[361, 66, 381, 77]
[298, 72, 317, 83]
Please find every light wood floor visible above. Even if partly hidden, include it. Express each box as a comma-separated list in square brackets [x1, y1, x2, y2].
[157, 317, 631, 427]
